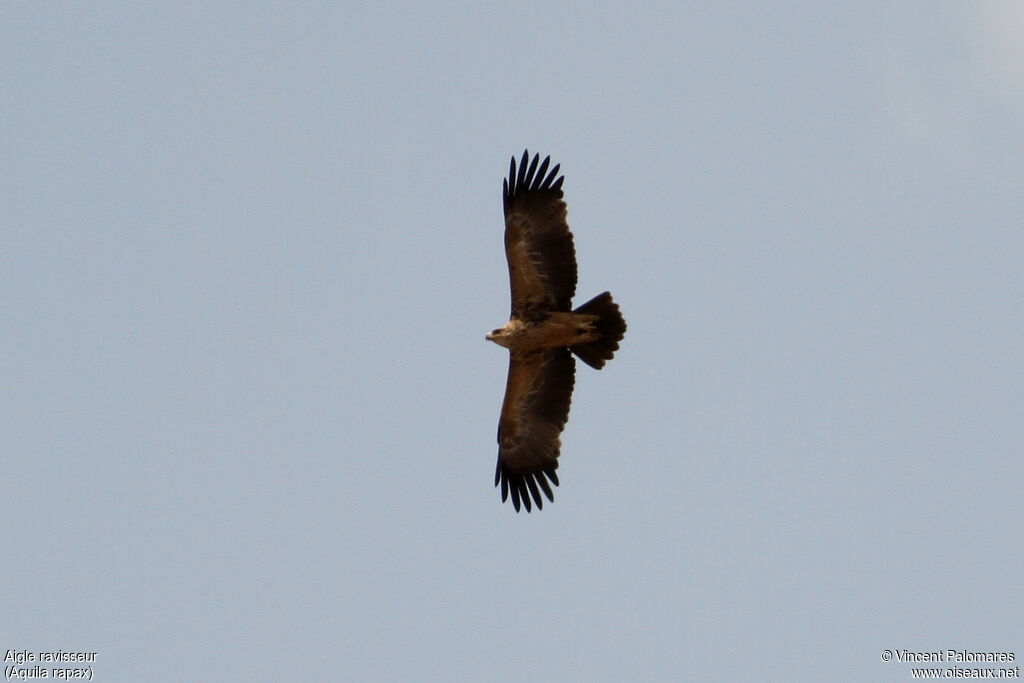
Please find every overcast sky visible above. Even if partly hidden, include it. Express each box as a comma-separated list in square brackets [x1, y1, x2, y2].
[3, 3, 1023, 681]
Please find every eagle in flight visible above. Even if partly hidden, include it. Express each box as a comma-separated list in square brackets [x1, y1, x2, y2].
[487, 150, 627, 512]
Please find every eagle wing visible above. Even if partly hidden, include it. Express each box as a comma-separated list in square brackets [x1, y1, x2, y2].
[503, 150, 577, 316]
[494, 348, 575, 512]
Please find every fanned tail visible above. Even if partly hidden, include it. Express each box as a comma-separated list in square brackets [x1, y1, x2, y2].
[570, 292, 626, 370]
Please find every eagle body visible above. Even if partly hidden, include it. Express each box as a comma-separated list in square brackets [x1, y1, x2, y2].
[486, 312, 600, 352]
[487, 150, 627, 512]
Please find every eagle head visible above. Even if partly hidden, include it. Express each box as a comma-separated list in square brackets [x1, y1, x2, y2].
[485, 321, 519, 348]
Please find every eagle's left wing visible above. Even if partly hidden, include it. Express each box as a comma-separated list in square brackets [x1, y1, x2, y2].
[495, 348, 575, 512]
[503, 150, 577, 317]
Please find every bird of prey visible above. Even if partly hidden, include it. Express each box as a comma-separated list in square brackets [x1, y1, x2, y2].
[486, 150, 627, 512]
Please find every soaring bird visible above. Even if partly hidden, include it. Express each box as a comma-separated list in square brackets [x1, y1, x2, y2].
[486, 150, 626, 512]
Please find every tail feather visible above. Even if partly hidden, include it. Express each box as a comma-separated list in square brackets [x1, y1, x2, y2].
[571, 292, 626, 369]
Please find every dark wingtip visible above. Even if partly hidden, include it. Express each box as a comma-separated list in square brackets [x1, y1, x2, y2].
[505, 150, 564, 204]
[535, 156, 551, 189]
[525, 476, 543, 511]
[521, 483, 533, 512]
[536, 472, 554, 502]
[523, 153, 539, 188]
[495, 463, 559, 513]
[539, 161, 559, 190]
[516, 149, 529, 192]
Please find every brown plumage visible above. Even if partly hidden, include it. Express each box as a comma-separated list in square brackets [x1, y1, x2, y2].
[486, 150, 627, 512]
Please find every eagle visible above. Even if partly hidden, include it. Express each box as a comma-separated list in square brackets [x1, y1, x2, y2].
[486, 150, 627, 512]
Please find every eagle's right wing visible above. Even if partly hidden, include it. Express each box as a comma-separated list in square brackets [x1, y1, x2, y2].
[494, 348, 575, 512]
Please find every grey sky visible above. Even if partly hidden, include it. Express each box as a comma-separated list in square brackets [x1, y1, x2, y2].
[3, 3, 1023, 681]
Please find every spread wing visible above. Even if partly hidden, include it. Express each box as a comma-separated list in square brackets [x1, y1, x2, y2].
[503, 150, 577, 317]
[494, 348, 575, 512]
